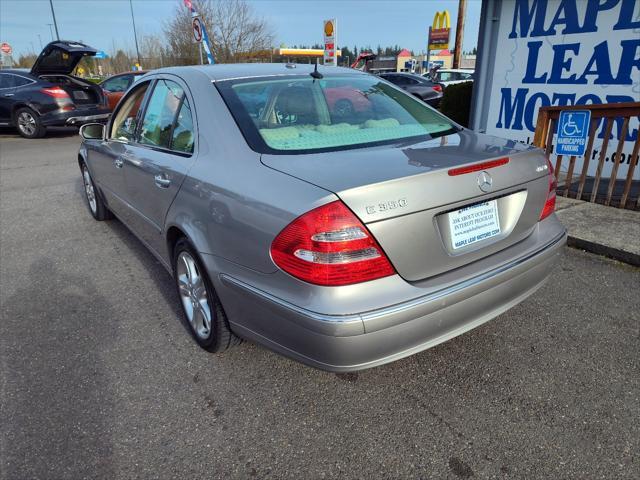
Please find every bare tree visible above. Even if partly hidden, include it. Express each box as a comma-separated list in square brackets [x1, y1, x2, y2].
[163, 0, 274, 65]
[140, 34, 168, 69]
[16, 54, 38, 69]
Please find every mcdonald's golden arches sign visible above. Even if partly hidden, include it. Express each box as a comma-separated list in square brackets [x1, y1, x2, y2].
[429, 10, 451, 50]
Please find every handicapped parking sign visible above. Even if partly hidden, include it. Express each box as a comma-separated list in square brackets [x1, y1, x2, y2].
[556, 110, 591, 157]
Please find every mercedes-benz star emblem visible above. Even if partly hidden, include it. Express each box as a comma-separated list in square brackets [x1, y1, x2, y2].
[477, 171, 493, 192]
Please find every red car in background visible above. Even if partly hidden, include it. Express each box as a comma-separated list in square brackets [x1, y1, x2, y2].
[100, 71, 147, 111]
[324, 86, 373, 118]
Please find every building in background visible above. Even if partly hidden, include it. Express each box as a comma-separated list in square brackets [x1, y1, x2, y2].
[471, 0, 639, 180]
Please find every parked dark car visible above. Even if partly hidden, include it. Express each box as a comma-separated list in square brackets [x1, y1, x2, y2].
[100, 70, 148, 111]
[378, 72, 443, 107]
[0, 41, 110, 138]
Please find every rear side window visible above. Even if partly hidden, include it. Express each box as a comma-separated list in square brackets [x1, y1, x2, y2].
[102, 75, 131, 92]
[217, 74, 455, 154]
[171, 100, 195, 153]
[139, 79, 190, 151]
[13, 76, 32, 87]
[0, 74, 14, 89]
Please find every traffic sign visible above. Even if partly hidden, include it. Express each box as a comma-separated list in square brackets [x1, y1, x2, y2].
[556, 110, 591, 157]
[0, 43, 12, 55]
[192, 17, 204, 43]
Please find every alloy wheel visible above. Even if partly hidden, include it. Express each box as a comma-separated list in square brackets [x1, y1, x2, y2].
[82, 167, 97, 214]
[17, 112, 36, 136]
[176, 251, 212, 339]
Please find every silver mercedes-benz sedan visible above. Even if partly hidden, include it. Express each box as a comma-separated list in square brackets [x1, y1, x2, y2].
[78, 64, 566, 372]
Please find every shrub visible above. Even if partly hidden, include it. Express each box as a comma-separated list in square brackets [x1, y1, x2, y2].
[439, 81, 473, 127]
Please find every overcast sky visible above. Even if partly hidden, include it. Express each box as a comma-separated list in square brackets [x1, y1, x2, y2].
[0, 0, 482, 58]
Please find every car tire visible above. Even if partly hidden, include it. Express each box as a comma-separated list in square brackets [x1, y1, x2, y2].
[173, 238, 240, 352]
[15, 107, 46, 139]
[81, 162, 113, 221]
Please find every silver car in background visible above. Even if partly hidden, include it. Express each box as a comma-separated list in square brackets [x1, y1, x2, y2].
[78, 64, 566, 372]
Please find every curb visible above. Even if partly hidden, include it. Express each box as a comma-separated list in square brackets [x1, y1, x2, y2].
[567, 236, 640, 267]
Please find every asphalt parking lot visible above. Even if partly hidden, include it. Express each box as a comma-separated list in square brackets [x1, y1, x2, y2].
[0, 129, 638, 480]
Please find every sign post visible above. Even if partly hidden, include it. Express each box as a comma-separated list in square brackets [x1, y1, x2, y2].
[556, 110, 591, 158]
[184, 0, 215, 65]
[0, 43, 12, 68]
[323, 19, 337, 66]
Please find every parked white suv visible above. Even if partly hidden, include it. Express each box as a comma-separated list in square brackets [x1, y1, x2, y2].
[427, 69, 474, 87]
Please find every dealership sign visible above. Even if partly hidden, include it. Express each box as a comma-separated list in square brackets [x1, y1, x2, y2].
[477, 0, 639, 179]
[429, 11, 451, 50]
[0, 42, 12, 55]
[324, 19, 337, 66]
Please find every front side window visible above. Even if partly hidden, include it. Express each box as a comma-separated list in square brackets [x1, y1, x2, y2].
[217, 74, 456, 153]
[110, 81, 151, 141]
[139, 79, 185, 150]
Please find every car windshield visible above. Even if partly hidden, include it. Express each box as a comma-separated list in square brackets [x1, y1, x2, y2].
[216, 74, 456, 154]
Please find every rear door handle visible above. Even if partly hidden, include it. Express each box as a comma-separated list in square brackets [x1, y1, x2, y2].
[114, 158, 124, 168]
[3, 93, 14, 97]
[154, 174, 171, 189]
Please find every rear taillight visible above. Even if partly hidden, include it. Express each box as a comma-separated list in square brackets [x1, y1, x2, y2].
[270, 201, 395, 286]
[41, 87, 70, 99]
[539, 159, 557, 221]
[432, 85, 442, 92]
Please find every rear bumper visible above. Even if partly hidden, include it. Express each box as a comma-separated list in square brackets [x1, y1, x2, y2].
[213, 218, 567, 372]
[65, 113, 110, 125]
[40, 107, 110, 126]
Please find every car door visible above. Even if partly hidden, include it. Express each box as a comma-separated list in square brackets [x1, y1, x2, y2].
[0, 73, 16, 123]
[88, 80, 153, 218]
[121, 76, 197, 255]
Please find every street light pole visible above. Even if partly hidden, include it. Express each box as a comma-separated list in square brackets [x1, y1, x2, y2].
[129, 0, 142, 68]
[48, 0, 60, 40]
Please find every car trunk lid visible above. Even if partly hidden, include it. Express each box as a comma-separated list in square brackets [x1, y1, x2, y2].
[30, 41, 97, 76]
[262, 130, 552, 281]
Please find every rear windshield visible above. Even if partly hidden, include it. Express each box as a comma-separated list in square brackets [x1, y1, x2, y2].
[216, 74, 457, 154]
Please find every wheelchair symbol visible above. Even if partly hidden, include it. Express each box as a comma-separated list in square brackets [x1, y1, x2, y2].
[561, 113, 583, 137]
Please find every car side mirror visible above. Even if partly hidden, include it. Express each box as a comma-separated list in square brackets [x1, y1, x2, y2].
[80, 123, 105, 141]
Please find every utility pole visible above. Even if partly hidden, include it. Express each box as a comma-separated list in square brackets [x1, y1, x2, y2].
[453, 0, 466, 69]
[48, 0, 60, 40]
[129, 0, 142, 68]
[37, 34, 43, 49]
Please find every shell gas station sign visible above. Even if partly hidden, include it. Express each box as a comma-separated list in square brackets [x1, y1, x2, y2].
[323, 19, 337, 66]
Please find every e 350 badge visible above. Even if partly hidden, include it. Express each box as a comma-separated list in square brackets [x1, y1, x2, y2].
[365, 198, 408, 215]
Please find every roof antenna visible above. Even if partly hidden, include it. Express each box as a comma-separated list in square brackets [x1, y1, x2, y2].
[310, 59, 323, 80]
